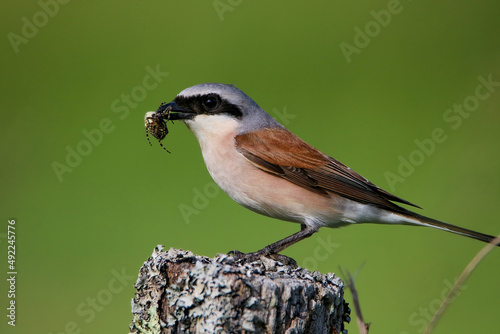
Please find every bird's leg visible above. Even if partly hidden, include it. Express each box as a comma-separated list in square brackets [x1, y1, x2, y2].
[230, 224, 319, 264]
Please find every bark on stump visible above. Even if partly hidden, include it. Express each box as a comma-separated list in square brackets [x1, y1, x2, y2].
[129, 246, 349, 334]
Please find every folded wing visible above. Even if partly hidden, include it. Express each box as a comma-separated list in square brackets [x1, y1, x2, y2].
[235, 128, 421, 214]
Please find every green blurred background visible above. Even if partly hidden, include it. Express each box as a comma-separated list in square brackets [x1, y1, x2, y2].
[2, 1, 500, 333]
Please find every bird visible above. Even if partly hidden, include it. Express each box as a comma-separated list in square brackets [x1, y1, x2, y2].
[147, 83, 498, 260]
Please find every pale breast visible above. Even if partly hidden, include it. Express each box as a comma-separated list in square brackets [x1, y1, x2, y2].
[184, 115, 351, 228]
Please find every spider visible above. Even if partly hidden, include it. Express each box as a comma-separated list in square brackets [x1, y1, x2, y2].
[145, 103, 172, 153]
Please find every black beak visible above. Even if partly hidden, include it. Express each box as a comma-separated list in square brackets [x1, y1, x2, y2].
[157, 101, 195, 121]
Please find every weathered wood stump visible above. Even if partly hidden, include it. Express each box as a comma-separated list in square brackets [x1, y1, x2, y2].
[128, 246, 349, 334]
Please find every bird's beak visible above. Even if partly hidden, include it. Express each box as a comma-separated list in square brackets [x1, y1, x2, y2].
[157, 101, 195, 121]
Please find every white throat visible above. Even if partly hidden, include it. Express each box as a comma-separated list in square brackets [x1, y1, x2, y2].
[184, 114, 240, 151]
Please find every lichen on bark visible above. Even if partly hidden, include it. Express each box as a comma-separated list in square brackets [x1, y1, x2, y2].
[129, 246, 349, 334]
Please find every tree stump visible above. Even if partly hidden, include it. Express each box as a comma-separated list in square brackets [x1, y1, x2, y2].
[128, 246, 349, 334]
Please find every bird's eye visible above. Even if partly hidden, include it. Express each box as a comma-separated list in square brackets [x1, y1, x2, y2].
[201, 95, 220, 111]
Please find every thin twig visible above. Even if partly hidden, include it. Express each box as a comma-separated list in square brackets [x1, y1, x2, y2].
[340, 265, 370, 334]
[423, 234, 500, 334]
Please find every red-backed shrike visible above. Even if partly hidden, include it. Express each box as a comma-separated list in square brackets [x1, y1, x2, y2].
[146, 83, 497, 260]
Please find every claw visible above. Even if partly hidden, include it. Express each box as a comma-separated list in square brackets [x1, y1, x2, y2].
[228, 250, 297, 267]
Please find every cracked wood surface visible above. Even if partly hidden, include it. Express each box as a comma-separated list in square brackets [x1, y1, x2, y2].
[129, 246, 349, 334]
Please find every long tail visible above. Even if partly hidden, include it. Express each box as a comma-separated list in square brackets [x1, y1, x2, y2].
[402, 211, 499, 246]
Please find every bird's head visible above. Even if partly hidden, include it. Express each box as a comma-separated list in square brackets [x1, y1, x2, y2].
[160, 83, 283, 142]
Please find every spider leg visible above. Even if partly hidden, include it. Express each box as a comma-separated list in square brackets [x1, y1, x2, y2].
[158, 140, 171, 153]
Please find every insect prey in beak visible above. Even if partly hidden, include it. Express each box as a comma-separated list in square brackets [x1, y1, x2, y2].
[145, 103, 172, 153]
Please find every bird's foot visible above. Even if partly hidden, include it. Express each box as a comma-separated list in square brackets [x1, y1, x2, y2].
[228, 250, 297, 267]
[228, 249, 260, 263]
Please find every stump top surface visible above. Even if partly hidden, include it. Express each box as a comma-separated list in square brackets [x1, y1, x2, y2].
[129, 245, 348, 334]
